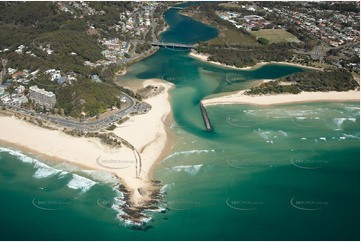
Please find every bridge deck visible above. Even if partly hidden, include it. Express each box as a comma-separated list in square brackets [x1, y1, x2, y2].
[151, 42, 197, 49]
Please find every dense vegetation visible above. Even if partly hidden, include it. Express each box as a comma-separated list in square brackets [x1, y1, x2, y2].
[55, 78, 120, 117]
[0, 2, 140, 118]
[5, 30, 102, 76]
[87, 2, 133, 38]
[0, 2, 106, 73]
[246, 68, 359, 95]
[197, 42, 293, 68]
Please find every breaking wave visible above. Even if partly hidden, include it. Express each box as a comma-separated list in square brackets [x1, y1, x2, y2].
[333, 118, 357, 129]
[164, 149, 215, 160]
[0, 147, 68, 179]
[66, 174, 97, 193]
[171, 165, 203, 175]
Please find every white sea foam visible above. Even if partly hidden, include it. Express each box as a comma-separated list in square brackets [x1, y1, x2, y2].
[0, 147, 68, 179]
[259, 132, 270, 140]
[113, 196, 126, 206]
[333, 118, 357, 130]
[160, 183, 175, 194]
[301, 137, 307, 140]
[33, 165, 63, 179]
[171, 165, 203, 175]
[164, 149, 215, 160]
[278, 130, 288, 137]
[254, 129, 270, 140]
[342, 133, 360, 139]
[67, 174, 97, 193]
[319, 137, 327, 141]
[113, 205, 125, 216]
[114, 188, 125, 200]
[333, 118, 347, 129]
[0, 147, 37, 164]
[344, 106, 360, 111]
[58, 171, 68, 178]
[254, 129, 287, 140]
[243, 110, 255, 114]
[145, 207, 167, 213]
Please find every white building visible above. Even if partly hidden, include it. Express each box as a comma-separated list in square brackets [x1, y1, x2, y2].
[15, 85, 25, 94]
[29, 85, 56, 109]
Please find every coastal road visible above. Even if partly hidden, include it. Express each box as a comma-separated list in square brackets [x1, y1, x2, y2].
[151, 6, 157, 42]
[3, 92, 136, 132]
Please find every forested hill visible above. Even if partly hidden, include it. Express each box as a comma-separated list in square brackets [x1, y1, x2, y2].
[0, 2, 133, 75]
[0, 2, 140, 118]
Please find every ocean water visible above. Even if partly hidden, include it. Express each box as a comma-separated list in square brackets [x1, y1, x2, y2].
[0, 3, 359, 241]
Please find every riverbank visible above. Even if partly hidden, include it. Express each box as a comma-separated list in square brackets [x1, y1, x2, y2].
[0, 79, 173, 208]
[203, 89, 360, 106]
[189, 51, 324, 71]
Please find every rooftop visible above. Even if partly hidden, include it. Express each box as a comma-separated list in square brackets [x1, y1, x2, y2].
[29, 85, 55, 98]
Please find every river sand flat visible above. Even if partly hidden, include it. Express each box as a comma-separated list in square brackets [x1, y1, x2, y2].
[189, 52, 324, 71]
[0, 79, 173, 205]
[203, 89, 360, 106]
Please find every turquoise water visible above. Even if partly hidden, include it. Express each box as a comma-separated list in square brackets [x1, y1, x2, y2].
[0, 3, 359, 241]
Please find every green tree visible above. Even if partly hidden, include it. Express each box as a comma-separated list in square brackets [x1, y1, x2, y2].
[257, 37, 269, 45]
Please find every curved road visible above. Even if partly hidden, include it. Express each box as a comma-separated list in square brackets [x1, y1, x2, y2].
[3, 92, 136, 132]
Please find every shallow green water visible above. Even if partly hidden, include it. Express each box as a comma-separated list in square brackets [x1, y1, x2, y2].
[0, 2, 359, 241]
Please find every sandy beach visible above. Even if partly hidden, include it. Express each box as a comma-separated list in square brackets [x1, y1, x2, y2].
[189, 51, 324, 71]
[203, 89, 360, 106]
[113, 79, 174, 203]
[0, 79, 173, 206]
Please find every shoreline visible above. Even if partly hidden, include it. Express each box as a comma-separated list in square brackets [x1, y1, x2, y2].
[0, 79, 174, 207]
[112, 79, 174, 203]
[203, 89, 360, 106]
[189, 51, 324, 71]
[148, 89, 176, 180]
